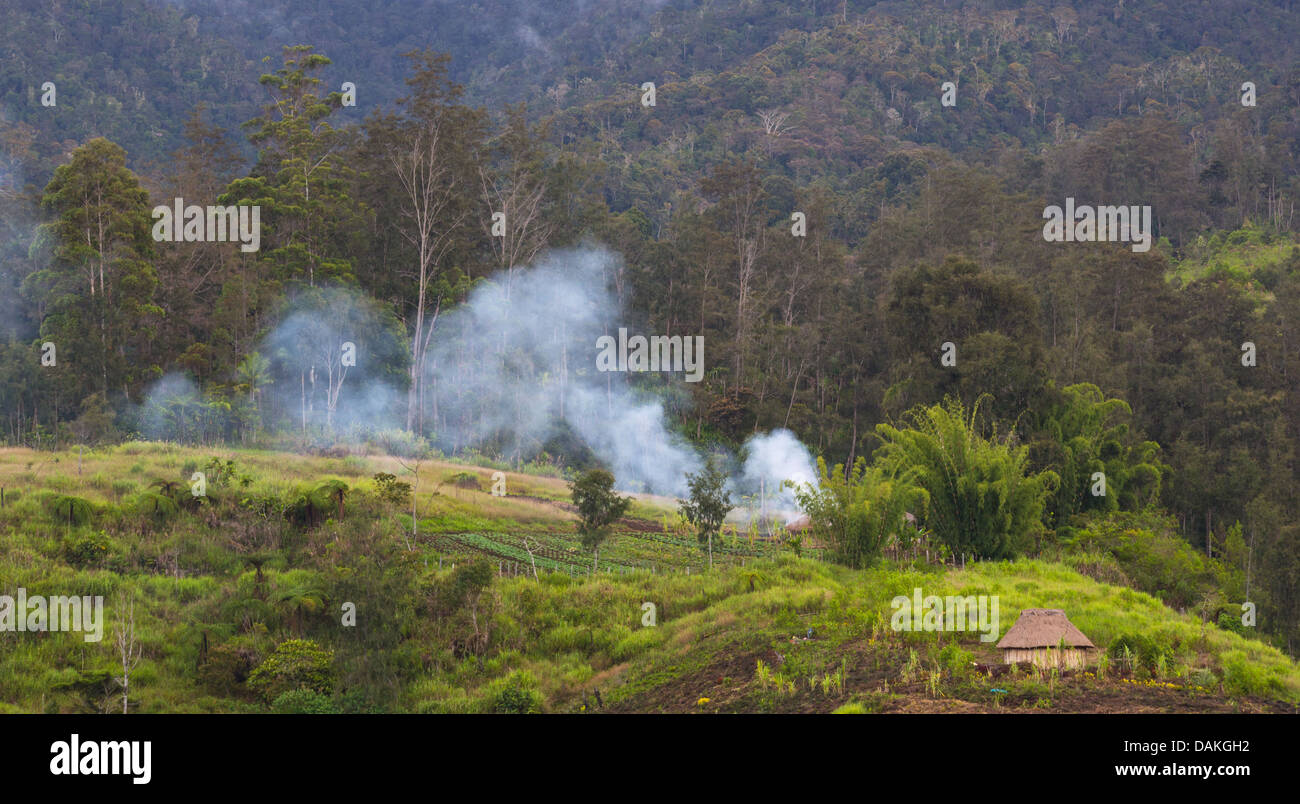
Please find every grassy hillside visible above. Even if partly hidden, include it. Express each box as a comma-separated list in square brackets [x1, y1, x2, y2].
[0, 443, 1295, 714]
[1169, 224, 1300, 292]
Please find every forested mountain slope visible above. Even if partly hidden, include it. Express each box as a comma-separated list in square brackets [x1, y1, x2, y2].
[1, 1, 1299, 665]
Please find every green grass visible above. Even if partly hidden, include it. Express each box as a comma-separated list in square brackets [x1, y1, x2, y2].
[0, 443, 1296, 714]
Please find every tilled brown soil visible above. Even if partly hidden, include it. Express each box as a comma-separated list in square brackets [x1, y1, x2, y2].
[601, 639, 1298, 715]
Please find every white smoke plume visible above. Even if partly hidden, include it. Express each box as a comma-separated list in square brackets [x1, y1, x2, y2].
[739, 429, 818, 522]
[135, 244, 820, 508]
[422, 246, 702, 494]
[138, 373, 202, 441]
[421, 245, 818, 503]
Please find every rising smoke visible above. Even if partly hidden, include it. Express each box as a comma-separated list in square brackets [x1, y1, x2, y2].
[421, 245, 817, 509]
[738, 428, 818, 519]
[421, 246, 700, 494]
[138, 245, 818, 511]
[138, 373, 202, 441]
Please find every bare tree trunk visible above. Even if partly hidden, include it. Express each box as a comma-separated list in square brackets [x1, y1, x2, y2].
[523, 536, 539, 580]
[115, 596, 142, 714]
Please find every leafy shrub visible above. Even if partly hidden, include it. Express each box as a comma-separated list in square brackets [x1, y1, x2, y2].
[938, 642, 974, 679]
[61, 530, 119, 568]
[1216, 611, 1248, 636]
[485, 671, 543, 713]
[247, 639, 335, 703]
[238, 493, 283, 520]
[446, 471, 481, 490]
[197, 642, 258, 696]
[1109, 632, 1172, 674]
[1221, 650, 1278, 697]
[271, 689, 339, 714]
[373, 472, 412, 506]
[203, 457, 252, 489]
[1188, 668, 1218, 690]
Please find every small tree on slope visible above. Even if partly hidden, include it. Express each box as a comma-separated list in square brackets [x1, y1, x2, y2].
[680, 458, 732, 570]
[570, 468, 632, 574]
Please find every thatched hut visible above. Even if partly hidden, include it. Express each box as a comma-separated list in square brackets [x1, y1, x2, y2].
[785, 515, 812, 534]
[996, 609, 1097, 669]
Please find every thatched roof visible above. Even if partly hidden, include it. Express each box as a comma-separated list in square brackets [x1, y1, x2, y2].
[785, 515, 812, 533]
[996, 609, 1096, 649]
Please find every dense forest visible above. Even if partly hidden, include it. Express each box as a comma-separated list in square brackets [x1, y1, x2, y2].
[1, 0, 1299, 665]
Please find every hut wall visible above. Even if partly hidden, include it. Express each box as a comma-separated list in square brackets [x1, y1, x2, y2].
[1002, 647, 1094, 669]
